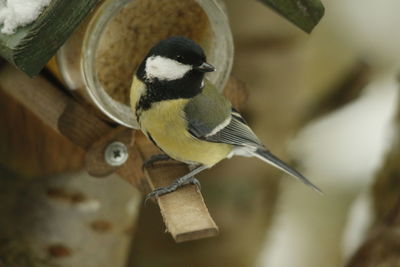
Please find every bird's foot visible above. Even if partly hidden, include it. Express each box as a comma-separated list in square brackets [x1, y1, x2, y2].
[142, 154, 172, 170]
[145, 176, 201, 203]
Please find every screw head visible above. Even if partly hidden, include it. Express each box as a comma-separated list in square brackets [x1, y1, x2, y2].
[104, 141, 128, 166]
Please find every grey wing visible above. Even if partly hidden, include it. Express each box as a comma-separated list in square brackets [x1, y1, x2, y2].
[204, 108, 263, 148]
[184, 82, 232, 138]
[186, 100, 263, 148]
[186, 93, 322, 193]
[186, 100, 322, 192]
[205, 110, 322, 193]
[184, 81, 262, 148]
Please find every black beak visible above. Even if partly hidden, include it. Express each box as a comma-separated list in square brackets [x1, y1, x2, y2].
[195, 62, 216, 72]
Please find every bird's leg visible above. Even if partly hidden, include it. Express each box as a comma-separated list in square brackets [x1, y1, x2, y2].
[145, 165, 207, 202]
[142, 154, 172, 169]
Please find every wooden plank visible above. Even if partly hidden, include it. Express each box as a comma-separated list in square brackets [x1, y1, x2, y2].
[85, 127, 134, 177]
[258, 0, 324, 33]
[0, 66, 85, 176]
[0, 64, 111, 146]
[0, 0, 101, 76]
[0, 64, 69, 131]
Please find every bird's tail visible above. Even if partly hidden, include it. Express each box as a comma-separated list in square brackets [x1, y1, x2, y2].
[254, 148, 322, 194]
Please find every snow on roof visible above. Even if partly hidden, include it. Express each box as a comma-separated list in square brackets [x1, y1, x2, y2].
[0, 0, 52, 34]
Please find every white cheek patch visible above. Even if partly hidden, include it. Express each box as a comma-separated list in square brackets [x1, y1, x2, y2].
[145, 56, 192, 81]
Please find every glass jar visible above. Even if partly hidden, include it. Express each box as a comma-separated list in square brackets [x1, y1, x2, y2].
[57, 0, 233, 128]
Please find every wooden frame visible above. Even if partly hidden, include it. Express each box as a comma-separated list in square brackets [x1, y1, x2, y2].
[0, 0, 100, 76]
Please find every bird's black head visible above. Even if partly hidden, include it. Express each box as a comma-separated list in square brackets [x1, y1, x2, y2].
[136, 36, 215, 103]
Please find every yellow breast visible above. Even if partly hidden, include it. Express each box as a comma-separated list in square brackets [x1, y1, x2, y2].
[130, 77, 232, 166]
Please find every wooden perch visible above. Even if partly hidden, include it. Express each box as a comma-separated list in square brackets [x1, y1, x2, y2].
[0, 64, 248, 242]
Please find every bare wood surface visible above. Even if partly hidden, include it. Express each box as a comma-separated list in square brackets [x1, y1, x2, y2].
[0, 65, 85, 176]
[0, 65, 144, 184]
[117, 145, 149, 191]
[58, 103, 111, 150]
[0, 65, 70, 133]
[85, 127, 134, 177]
[0, 64, 114, 148]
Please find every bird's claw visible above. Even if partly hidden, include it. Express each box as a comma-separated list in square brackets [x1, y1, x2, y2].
[145, 177, 201, 204]
[190, 177, 201, 191]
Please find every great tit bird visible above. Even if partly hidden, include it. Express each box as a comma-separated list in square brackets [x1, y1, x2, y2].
[130, 36, 321, 200]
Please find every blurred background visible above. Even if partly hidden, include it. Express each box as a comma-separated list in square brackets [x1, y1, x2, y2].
[1, 0, 400, 266]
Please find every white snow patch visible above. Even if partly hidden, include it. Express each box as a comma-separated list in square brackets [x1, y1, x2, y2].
[257, 73, 398, 267]
[342, 188, 374, 262]
[289, 72, 398, 192]
[325, 0, 400, 68]
[0, 0, 52, 34]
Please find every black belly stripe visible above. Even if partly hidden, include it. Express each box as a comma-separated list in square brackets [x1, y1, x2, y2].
[146, 132, 166, 153]
[137, 95, 152, 111]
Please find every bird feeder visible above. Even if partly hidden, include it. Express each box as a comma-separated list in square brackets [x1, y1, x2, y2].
[0, 0, 248, 242]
